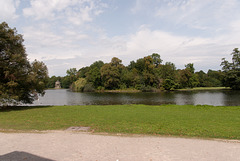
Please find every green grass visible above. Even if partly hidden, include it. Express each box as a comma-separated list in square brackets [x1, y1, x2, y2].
[0, 105, 240, 139]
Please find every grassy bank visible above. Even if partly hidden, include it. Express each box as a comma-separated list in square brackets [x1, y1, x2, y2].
[96, 87, 230, 93]
[177, 87, 231, 91]
[0, 105, 239, 139]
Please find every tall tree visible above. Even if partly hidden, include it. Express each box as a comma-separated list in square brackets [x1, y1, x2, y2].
[151, 53, 162, 67]
[86, 61, 104, 88]
[221, 48, 240, 89]
[66, 68, 77, 83]
[0, 22, 48, 105]
[143, 56, 156, 86]
[100, 57, 124, 89]
[177, 63, 199, 88]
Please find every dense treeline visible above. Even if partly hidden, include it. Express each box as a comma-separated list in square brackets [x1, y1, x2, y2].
[47, 51, 239, 91]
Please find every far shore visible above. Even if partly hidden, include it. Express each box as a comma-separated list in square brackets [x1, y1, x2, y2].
[49, 87, 231, 93]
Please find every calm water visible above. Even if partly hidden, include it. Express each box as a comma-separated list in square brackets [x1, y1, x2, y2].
[32, 89, 240, 106]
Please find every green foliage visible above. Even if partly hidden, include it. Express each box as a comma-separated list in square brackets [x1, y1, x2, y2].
[151, 53, 162, 67]
[83, 83, 95, 92]
[77, 66, 90, 78]
[61, 76, 72, 88]
[71, 78, 87, 92]
[0, 22, 48, 105]
[185, 63, 195, 74]
[195, 70, 223, 87]
[221, 48, 240, 89]
[86, 61, 104, 88]
[163, 79, 176, 90]
[46, 76, 59, 88]
[66, 68, 77, 83]
[100, 57, 124, 89]
[53, 48, 237, 91]
[176, 64, 199, 88]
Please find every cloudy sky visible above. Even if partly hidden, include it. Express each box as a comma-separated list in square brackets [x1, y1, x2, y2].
[1, 0, 240, 76]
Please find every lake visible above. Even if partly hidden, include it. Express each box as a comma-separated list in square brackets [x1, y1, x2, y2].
[32, 89, 240, 106]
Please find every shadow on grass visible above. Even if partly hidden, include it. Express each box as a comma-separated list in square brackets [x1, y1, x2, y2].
[0, 105, 53, 112]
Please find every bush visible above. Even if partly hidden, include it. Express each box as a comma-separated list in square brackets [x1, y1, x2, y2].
[163, 79, 176, 90]
[141, 85, 156, 92]
[71, 78, 87, 92]
[83, 83, 95, 92]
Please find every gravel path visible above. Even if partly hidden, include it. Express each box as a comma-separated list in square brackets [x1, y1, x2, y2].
[0, 131, 239, 161]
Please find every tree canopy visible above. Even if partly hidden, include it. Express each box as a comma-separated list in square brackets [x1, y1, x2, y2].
[64, 52, 225, 92]
[221, 48, 240, 89]
[0, 22, 48, 105]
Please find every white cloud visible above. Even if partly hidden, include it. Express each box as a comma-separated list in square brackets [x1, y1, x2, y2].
[23, 0, 106, 26]
[0, 0, 19, 21]
[22, 24, 91, 61]
[4, 0, 239, 76]
[26, 24, 238, 75]
[23, 0, 71, 20]
[155, 0, 240, 32]
[121, 26, 237, 71]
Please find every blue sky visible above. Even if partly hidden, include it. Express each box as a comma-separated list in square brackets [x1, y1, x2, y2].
[1, 0, 240, 76]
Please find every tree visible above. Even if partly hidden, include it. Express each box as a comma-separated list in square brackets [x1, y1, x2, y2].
[66, 68, 77, 82]
[0, 22, 48, 105]
[100, 57, 124, 89]
[185, 63, 195, 74]
[71, 78, 87, 92]
[77, 66, 90, 78]
[142, 56, 156, 86]
[157, 62, 176, 80]
[47, 76, 60, 88]
[156, 62, 177, 90]
[86, 61, 104, 88]
[221, 48, 240, 89]
[151, 53, 162, 67]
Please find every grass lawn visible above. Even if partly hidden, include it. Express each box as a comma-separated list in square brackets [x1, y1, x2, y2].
[0, 104, 239, 139]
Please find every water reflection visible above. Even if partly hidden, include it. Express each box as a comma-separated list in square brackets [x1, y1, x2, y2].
[33, 89, 240, 106]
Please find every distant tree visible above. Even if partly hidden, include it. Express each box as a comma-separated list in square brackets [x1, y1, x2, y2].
[77, 66, 90, 78]
[176, 69, 192, 88]
[151, 53, 162, 67]
[157, 62, 176, 80]
[135, 58, 145, 73]
[162, 79, 176, 90]
[207, 70, 223, 87]
[177, 64, 199, 88]
[66, 68, 77, 83]
[142, 56, 156, 86]
[127, 61, 136, 70]
[0, 22, 48, 105]
[156, 62, 177, 90]
[61, 76, 71, 88]
[221, 48, 240, 89]
[47, 76, 60, 88]
[100, 57, 124, 89]
[185, 63, 195, 74]
[120, 68, 132, 88]
[86, 61, 104, 88]
[71, 78, 87, 92]
[195, 70, 208, 87]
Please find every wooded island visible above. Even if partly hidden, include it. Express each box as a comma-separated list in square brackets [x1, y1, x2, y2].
[47, 49, 240, 92]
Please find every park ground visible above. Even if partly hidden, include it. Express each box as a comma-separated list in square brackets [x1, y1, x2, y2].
[0, 104, 240, 160]
[0, 130, 240, 161]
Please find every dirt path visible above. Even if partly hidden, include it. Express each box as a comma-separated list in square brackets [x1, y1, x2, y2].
[0, 131, 239, 161]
